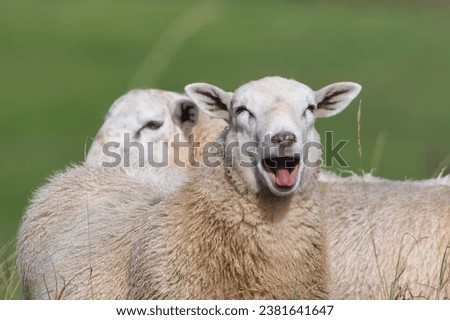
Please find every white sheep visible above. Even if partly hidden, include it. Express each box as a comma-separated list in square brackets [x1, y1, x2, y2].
[18, 89, 200, 299]
[19, 165, 191, 299]
[86, 88, 226, 171]
[318, 171, 450, 299]
[128, 76, 362, 299]
[86, 88, 199, 176]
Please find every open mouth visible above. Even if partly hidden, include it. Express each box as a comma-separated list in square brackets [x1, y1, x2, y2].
[262, 156, 300, 189]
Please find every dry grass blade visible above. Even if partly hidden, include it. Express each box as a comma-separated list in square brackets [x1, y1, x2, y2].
[436, 245, 450, 299]
[387, 265, 407, 300]
[0, 243, 20, 300]
[357, 99, 363, 159]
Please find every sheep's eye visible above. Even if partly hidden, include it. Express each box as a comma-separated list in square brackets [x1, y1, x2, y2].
[135, 120, 164, 138]
[235, 106, 248, 116]
[143, 120, 163, 130]
[235, 106, 256, 119]
[307, 104, 317, 112]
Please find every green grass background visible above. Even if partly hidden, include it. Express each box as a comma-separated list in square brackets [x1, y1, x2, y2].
[1, 0, 449, 298]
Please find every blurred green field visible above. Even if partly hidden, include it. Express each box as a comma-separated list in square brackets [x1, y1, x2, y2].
[1, 0, 449, 298]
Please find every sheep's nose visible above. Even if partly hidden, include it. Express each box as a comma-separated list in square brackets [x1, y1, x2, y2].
[271, 131, 297, 144]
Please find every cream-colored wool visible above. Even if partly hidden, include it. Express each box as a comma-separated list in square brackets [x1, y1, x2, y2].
[192, 112, 227, 165]
[128, 76, 362, 299]
[18, 89, 199, 299]
[18, 77, 361, 299]
[18, 165, 189, 299]
[319, 172, 450, 299]
[129, 166, 328, 299]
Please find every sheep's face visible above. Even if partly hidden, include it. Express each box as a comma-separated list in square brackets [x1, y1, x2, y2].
[185, 76, 361, 196]
[231, 79, 318, 196]
[86, 89, 198, 168]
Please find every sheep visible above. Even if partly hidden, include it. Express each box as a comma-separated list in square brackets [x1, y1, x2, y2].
[318, 171, 450, 299]
[86, 88, 226, 171]
[192, 112, 227, 164]
[86, 88, 199, 176]
[18, 165, 192, 299]
[18, 89, 200, 299]
[128, 76, 362, 299]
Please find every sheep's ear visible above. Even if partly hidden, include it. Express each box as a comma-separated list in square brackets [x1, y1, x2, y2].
[185, 83, 232, 123]
[314, 82, 362, 118]
[172, 98, 199, 135]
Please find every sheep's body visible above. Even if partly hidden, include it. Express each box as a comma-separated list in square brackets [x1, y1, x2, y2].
[18, 88, 199, 299]
[319, 172, 450, 299]
[130, 166, 327, 299]
[127, 76, 361, 299]
[18, 165, 189, 299]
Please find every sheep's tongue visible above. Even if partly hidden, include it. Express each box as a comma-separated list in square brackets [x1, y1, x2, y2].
[275, 168, 294, 187]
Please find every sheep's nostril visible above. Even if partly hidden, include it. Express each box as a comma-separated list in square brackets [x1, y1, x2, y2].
[285, 133, 296, 143]
[271, 131, 297, 144]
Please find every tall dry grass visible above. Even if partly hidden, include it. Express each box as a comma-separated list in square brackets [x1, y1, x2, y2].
[0, 242, 20, 299]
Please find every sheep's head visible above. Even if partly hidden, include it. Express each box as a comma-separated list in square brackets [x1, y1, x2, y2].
[86, 89, 199, 169]
[186, 76, 361, 196]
